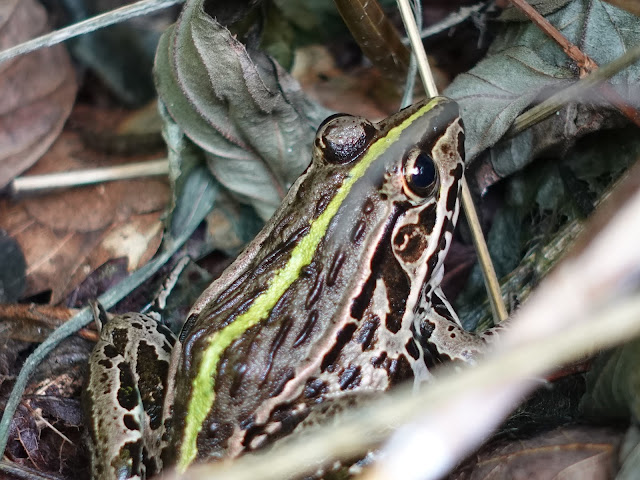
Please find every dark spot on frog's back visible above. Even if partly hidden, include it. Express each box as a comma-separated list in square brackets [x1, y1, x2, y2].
[419, 318, 435, 340]
[422, 340, 446, 370]
[270, 368, 295, 397]
[270, 402, 309, 432]
[305, 377, 329, 398]
[362, 198, 375, 214]
[385, 311, 402, 334]
[293, 310, 318, 348]
[339, 365, 362, 390]
[116, 363, 138, 410]
[438, 234, 447, 252]
[388, 354, 413, 385]
[123, 440, 143, 476]
[270, 318, 294, 358]
[260, 320, 293, 383]
[239, 415, 256, 432]
[441, 217, 452, 236]
[136, 342, 170, 429]
[327, 250, 346, 286]
[313, 194, 331, 219]
[351, 220, 366, 243]
[123, 414, 140, 431]
[356, 316, 380, 350]
[99, 372, 110, 385]
[98, 358, 113, 369]
[305, 271, 325, 309]
[405, 338, 420, 360]
[111, 328, 130, 354]
[155, 323, 176, 346]
[371, 351, 387, 368]
[321, 322, 358, 372]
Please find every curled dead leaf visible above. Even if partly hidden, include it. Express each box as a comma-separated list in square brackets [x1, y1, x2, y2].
[0, 0, 77, 188]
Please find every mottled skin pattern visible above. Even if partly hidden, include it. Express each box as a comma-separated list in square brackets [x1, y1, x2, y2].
[84, 306, 175, 479]
[165, 98, 491, 464]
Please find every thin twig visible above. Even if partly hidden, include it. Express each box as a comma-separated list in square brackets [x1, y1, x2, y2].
[399, 0, 421, 108]
[396, 0, 508, 323]
[460, 177, 509, 322]
[0, 0, 183, 65]
[510, 44, 640, 136]
[400, 3, 485, 42]
[333, 0, 410, 83]
[395, 0, 438, 98]
[6, 159, 169, 197]
[508, 0, 597, 75]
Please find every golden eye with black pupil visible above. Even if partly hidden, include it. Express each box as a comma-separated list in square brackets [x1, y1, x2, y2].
[317, 115, 375, 165]
[403, 150, 438, 197]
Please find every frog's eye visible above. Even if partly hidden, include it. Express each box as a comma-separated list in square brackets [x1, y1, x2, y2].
[316, 115, 376, 164]
[317, 113, 348, 130]
[403, 150, 438, 197]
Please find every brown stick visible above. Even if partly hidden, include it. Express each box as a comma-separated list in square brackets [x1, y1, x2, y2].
[508, 0, 640, 127]
[333, 0, 410, 83]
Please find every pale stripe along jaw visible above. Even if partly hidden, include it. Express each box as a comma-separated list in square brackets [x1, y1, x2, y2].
[169, 97, 465, 471]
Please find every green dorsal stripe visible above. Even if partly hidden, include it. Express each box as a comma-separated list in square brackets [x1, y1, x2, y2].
[176, 98, 440, 472]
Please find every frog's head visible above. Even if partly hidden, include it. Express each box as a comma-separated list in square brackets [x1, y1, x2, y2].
[311, 97, 464, 314]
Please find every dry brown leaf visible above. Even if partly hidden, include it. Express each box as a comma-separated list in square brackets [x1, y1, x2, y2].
[0, 0, 78, 188]
[291, 45, 392, 119]
[0, 303, 81, 343]
[0, 129, 169, 303]
[452, 426, 622, 480]
[291, 45, 449, 120]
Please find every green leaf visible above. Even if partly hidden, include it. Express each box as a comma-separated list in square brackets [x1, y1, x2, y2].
[154, 0, 331, 223]
[445, 0, 640, 170]
[446, 45, 573, 162]
[499, 0, 573, 20]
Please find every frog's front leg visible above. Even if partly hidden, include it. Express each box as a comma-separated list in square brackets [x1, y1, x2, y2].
[84, 303, 176, 480]
[413, 286, 507, 375]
